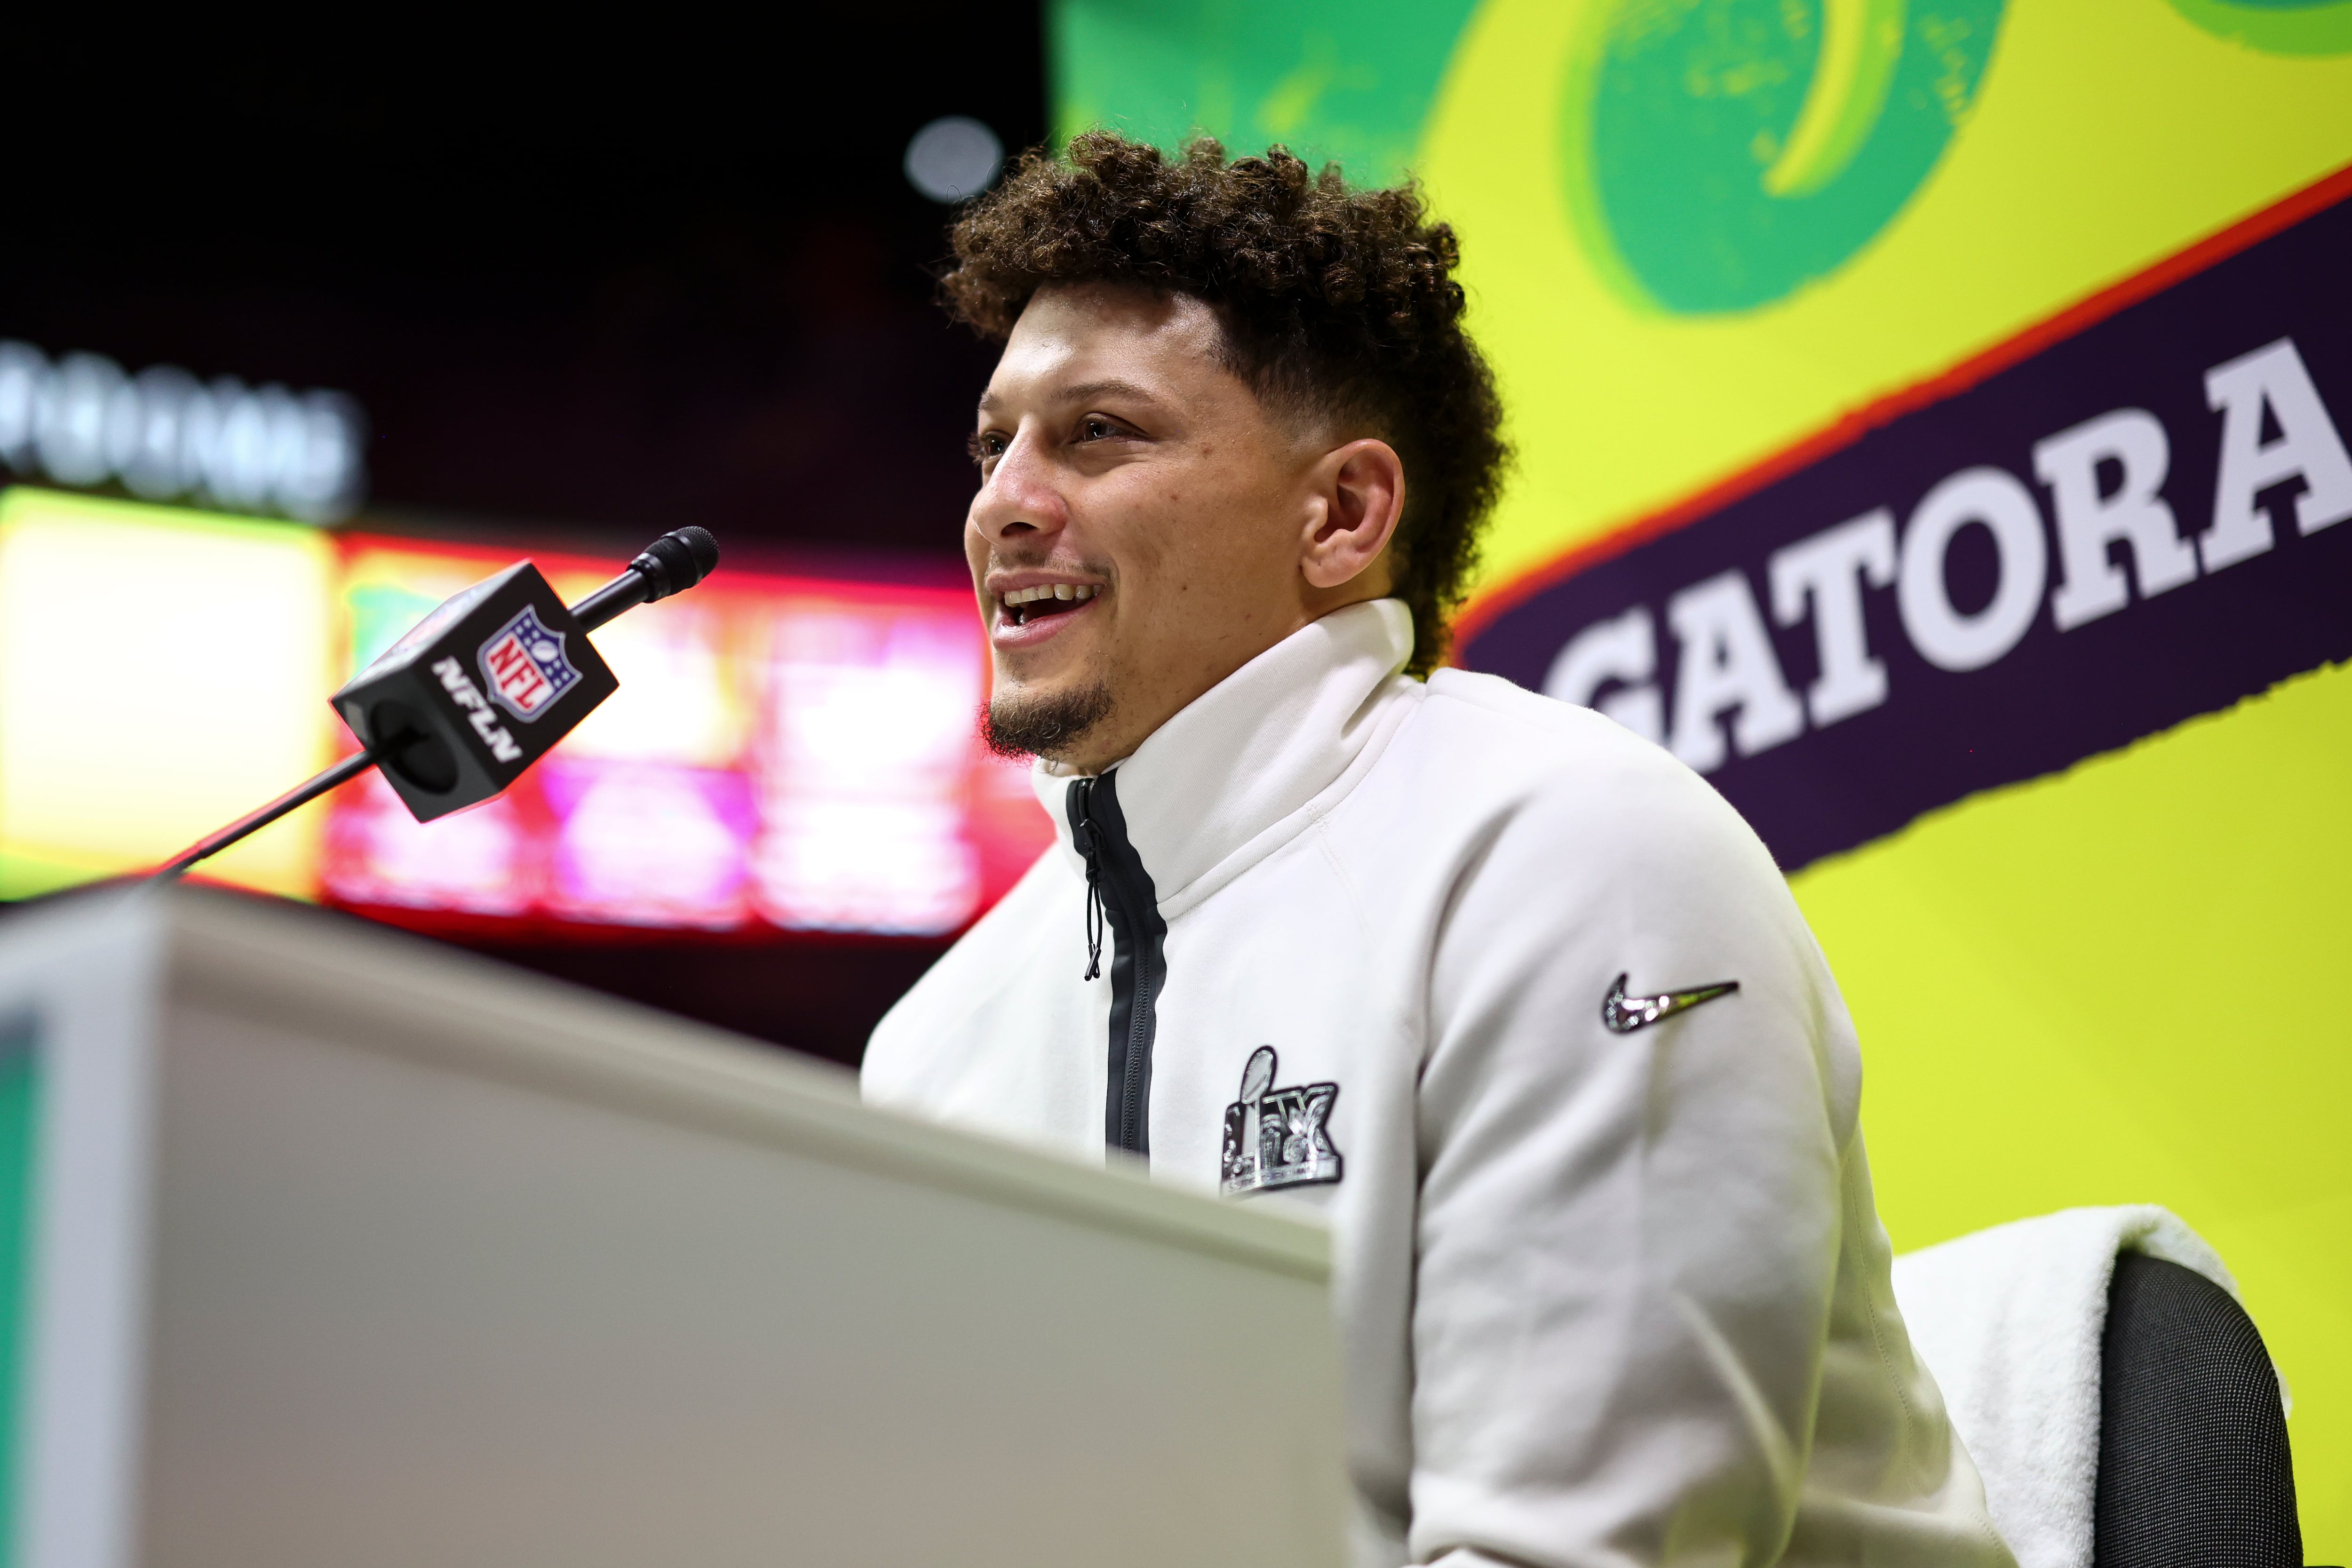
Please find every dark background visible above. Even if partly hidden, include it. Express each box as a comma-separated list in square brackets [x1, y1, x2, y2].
[2, 10, 1051, 1066]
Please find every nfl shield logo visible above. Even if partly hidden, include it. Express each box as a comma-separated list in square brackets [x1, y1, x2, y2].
[477, 606, 581, 721]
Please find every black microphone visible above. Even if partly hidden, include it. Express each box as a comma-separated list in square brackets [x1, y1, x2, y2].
[569, 526, 721, 631]
[156, 527, 719, 878]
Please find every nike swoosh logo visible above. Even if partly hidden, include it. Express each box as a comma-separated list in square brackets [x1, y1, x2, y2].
[1602, 972, 1740, 1034]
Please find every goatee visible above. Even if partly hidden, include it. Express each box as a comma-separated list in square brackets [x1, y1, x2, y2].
[982, 678, 1115, 761]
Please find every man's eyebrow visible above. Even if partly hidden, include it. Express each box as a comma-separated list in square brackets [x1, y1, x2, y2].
[975, 377, 1164, 418]
[1057, 377, 1162, 406]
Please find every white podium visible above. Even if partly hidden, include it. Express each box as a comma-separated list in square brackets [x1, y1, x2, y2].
[0, 886, 1347, 1568]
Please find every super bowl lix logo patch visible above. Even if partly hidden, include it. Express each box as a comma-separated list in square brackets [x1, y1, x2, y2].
[477, 606, 580, 722]
[1220, 1046, 1342, 1197]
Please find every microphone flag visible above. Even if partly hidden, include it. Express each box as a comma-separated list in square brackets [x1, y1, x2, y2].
[330, 561, 619, 823]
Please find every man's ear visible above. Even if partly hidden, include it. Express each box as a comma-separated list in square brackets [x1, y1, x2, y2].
[1302, 438, 1406, 591]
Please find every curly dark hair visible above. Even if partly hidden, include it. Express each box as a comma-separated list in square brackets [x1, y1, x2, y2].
[940, 131, 1509, 675]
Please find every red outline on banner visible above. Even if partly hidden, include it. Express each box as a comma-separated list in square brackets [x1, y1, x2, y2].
[1452, 159, 2352, 654]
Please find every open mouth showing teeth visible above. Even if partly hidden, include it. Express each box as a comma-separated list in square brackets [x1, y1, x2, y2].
[999, 583, 1101, 626]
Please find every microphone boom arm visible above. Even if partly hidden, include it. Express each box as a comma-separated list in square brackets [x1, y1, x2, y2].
[155, 749, 379, 881]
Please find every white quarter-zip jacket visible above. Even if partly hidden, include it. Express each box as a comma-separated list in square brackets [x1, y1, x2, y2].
[864, 599, 2011, 1568]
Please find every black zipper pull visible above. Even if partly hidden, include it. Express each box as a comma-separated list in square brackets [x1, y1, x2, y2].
[1068, 777, 1106, 982]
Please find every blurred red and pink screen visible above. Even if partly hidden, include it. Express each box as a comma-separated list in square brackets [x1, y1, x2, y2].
[0, 489, 1052, 937]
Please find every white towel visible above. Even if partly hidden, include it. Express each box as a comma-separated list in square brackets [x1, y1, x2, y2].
[1889, 1205, 2264, 1568]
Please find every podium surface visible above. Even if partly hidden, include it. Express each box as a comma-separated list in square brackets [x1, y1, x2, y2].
[0, 886, 1347, 1568]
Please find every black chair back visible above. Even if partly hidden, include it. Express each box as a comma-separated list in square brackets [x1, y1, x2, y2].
[2095, 1251, 2303, 1566]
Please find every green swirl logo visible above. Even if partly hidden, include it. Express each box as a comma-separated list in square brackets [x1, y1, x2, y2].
[1561, 0, 2008, 315]
[2164, 0, 2352, 54]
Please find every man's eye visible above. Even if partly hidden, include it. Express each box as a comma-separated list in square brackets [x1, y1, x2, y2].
[967, 431, 1008, 465]
[1079, 417, 1118, 441]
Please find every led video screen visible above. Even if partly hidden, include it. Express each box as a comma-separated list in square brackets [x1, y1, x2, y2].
[0, 488, 1052, 938]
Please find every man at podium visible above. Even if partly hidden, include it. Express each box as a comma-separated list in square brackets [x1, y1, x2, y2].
[864, 132, 2013, 1568]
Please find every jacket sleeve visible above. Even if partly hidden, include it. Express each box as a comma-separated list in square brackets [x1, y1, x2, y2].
[1406, 740, 1854, 1568]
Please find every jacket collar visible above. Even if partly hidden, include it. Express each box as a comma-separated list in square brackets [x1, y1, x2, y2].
[1030, 598, 1418, 915]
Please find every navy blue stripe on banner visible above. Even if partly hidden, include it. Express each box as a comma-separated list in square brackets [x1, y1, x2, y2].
[1461, 191, 2352, 872]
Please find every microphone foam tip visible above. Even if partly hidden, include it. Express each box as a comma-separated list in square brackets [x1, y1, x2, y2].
[635, 527, 721, 599]
[671, 526, 720, 584]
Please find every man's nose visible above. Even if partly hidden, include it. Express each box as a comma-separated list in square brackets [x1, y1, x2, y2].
[968, 431, 1065, 544]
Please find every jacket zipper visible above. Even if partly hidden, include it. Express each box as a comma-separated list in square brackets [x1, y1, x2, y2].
[1068, 773, 1166, 1159]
